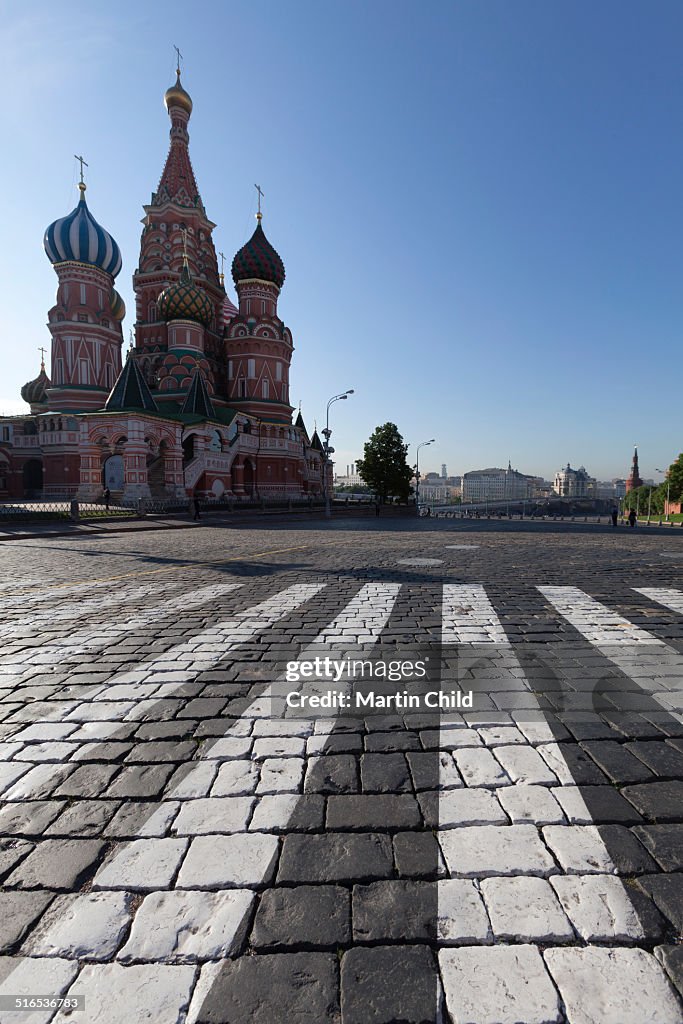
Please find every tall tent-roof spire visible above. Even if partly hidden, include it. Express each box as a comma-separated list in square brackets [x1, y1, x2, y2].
[154, 53, 201, 209]
[181, 369, 216, 419]
[105, 352, 158, 412]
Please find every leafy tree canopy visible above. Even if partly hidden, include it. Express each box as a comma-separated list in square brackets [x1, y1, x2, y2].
[356, 422, 413, 502]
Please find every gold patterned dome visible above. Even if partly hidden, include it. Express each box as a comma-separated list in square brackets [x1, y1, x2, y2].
[164, 71, 192, 117]
[110, 288, 126, 322]
[158, 262, 212, 327]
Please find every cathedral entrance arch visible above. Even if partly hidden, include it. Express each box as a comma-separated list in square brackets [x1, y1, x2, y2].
[22, 459, 43, 498]
[103, 455, 124, 492]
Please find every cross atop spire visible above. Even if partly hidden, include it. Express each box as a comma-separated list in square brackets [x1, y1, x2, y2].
[174, 44, 183, 75]
[218, 250, 226, 282]
[255, 183, 264, 221]
[74, 154, 88, 193]
[38, 346, 47, 371]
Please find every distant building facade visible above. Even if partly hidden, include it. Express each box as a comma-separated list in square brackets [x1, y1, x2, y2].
[553, 464, 596, 498]
[462, 463, 534, 503]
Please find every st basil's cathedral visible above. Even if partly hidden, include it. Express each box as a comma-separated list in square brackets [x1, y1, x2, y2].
[0, 66, 326, 503]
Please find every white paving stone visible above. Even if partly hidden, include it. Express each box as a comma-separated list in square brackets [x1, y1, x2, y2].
[133, 802, 180, 838]
[481, 876, 575, 942]
[550, 874, 654, 941]
[542, 825, 616, 874]
[210, 759, 259, 796]
[536, 742, 588, 784]
[168, 761, 218, 799]
[202, 736, 252, 760]
[175, 833, 279, 888]
[251, 737, 305, 759]
[440, 945, 562, 1024]
[439, 825, 557, 878]
[453, 747, 511, 787]
[13, 742, 76, 763]
[118, 889, 254, 962]
[493, 744, 558, 785]
[12, 723, 79, 742]
[256, 757, 304, 793]
[0, 761, 31, 795]
[171, 797, 253, 835]
[551, 786, 607, 825]
[2, 763, 74, 800]
[437, 879, 492, 944]
[0, 956, 79, 1024]
[437, 788, 508, 827]
[252, 720, 313, 737]
[543, 946, 683, 1024]
[25, 893, 131, 960]
[424, 728, 483, 749]
[53, 962, 195, 1024]
[497, 785, 566, 825]
[249, 794, 300, 831]
[478, 726, 527, 746]
[93, 838, 188, 891]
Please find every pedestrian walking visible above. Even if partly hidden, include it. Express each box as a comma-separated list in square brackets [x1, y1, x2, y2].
[193, 495, 201, 522]
[103, 487, 111, 511]
[628, 508, 637, 528]
[611, 508, 618, 527]
[375, 499, 381, 517]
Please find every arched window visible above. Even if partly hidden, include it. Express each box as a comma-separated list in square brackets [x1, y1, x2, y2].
[148, 302, 158, 322]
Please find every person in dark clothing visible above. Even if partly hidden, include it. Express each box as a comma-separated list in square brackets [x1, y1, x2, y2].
[193, 496, 201, 522]
[375, 500, 381, 517]
[611, 508, 618, 527]
[103, 487, 111, 511]
[628, 508, 637, 528]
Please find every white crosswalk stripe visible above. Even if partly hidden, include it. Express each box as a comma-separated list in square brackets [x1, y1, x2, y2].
[0, 583, 244, 686]
[442, 584, 509, 644]
[634, 586, 683, 616]
[537, 585, 662, 644]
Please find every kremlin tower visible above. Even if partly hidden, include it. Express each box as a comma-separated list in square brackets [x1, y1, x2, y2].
[625, 445, 643, 493]
[0, 57, 325, 503]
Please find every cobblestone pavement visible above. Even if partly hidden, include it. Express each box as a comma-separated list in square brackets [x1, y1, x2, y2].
[0, 517, 681, 1023]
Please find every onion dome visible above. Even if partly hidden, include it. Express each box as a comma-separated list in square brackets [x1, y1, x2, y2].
[223, 294, 238, 324]
[110, 289, 126, 321]
[232, 218, 285, 289]
[157, 261, 212, 326]
[164, 71, 192, 117]
[21, 358, 51, 408]
[44, 183, 122, 278]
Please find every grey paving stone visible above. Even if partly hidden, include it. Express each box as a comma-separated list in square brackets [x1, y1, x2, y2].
[440, 945, 562, 1024]
[172, 797, 254, 835]
[249, 793, 325, 832]
[353, 880, 435, 942]
[6, 838, 105, 890]
[341, 945, 439, 1024]
[252, 886, 350, 950]
[45, 800, 121, 837]
[104, 800, 179, 838]
[119, 889, 254, 962]
[550, 874, 665, 941]
[176, 833, 278, 889]
[594, 824, 658, 875]
[437, 879, 492, 944]
[633, 824, 683, 871]
[452, 747, 511, 787]
[655, 945, 683, 999]
[407, 751, 463, 790]
[304, 754, 358, 794]
[105, 763, 175, 798]
[0, 800, 65, 836]
[70, 741, 134, 762]
[544, 946, 683, 1024]
[0, 838, 34, 881]
[365, 731, 421, 752]
[498, 785, 565, 825]
[55, 763, 120, 797]
[194, 952, 340, 1023]
[0, 891, 54, 952]
[25, 892, 131, 959]
[277, 833, 393, 884]
[360, 753, 411, 792]
[440, 824, 557, 878]
[636, 874, 683, 933]
[481, 876, 574, 942]
[393, 831, 446, 879]
[626, 741, 683, 779]
[2, 763, 75, 800]
[552, 785, 644, 824]
[306, 733, 363, 754]
[124, 740, 197, 762]
[580, 740, 654, 783]
[537, 743, 608, 785]
[326, 794, 421, 830]
[621, 781, 683, 822]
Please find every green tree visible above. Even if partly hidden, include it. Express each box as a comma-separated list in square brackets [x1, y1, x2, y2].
[356, 423, 413, 502]
[666, 453, 683, 501]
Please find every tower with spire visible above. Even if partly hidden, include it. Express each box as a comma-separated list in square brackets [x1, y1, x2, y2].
[625, 445, 643, 493]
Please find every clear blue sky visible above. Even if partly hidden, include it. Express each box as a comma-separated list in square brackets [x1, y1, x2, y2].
[2, 0, 681, 482]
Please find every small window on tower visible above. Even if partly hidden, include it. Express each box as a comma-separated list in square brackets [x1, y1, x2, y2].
[262, 380, 269, 399]
[261, 301, 266, 315]
[80, 284, 87, 305]
[238, 379, 247, 398]
[247, 359, 255, 378]
[228, 361, 233, 379]
[275, 362, 282, 381]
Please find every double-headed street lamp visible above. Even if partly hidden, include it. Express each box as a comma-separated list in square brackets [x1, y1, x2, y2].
[415, 439, 435, 514]
[656, 468, 671, 522]
[322, 389, 354, 518]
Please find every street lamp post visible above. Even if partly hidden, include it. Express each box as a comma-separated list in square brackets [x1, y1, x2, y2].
[323, 390, 354, 519]
[656, 468, 671, 522]
[415, 439, 435, 515]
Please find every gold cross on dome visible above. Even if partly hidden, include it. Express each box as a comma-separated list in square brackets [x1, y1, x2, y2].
[38, 346, 47, 370]
[254, 184, 264, 216]
[218, 251, 226, 275]
[174, 44, 183, 74]
[74, 155, 88, 185]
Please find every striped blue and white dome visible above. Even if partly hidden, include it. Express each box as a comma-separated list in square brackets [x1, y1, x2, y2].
[44, 185, 122, 278]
